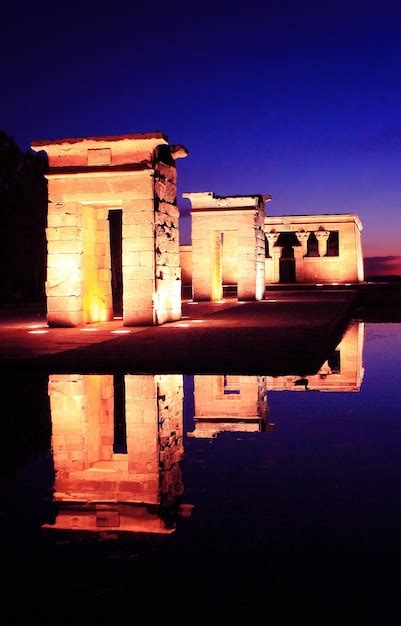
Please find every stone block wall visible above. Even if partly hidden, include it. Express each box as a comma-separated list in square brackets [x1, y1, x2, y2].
[265, 214, 364, 284]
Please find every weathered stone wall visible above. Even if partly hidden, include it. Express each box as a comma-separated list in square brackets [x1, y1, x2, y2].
[157, 374, 184, 505]
[154, 149, 182, 324]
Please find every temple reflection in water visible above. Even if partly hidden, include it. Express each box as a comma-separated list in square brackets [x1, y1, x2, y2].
[265, 321, 364, 392]
[190, 321, 364, 437]
[43, 321, 364, 533]
[45, 374, 184, 534]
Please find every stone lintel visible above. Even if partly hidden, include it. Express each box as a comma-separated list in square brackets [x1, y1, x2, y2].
[31, 133, 188, 170]
[32, 132, 168, 148]
[265, 214, 363, 231]
[46, 163, 153, 177]
[184, 191, 271, 211]
[191, 207, 261, 214]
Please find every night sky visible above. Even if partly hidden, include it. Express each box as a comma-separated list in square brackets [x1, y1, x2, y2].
[2, 1, 401, 270]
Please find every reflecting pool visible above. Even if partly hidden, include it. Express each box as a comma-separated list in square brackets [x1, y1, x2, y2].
[8, 319, 401, 621]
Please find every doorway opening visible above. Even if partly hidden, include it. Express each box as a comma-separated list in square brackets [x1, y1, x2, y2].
[278, 233, 297, 283]
[113, 374, 127, 454]
[109, 209, 123, 316]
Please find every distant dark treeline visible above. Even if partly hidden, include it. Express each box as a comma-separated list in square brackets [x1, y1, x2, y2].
[0, 131, 47, 304]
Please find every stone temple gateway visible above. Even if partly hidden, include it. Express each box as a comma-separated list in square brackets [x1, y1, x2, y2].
[183, 192, 270, 301]
[31, 133, 187, 327]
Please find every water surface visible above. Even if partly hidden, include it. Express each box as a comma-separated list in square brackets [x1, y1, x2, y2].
[8, 320, 401, 622]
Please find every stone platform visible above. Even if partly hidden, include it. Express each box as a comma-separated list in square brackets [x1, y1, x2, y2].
[0, 290, 356, 375]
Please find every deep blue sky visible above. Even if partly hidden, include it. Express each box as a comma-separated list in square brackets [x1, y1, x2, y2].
[2, 1, 401, 261]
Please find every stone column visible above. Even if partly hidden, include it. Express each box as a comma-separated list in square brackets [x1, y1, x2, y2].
[293, 246, 305, 282]
[191, 216, 213, 301]
[315, 229, 330, 257]
[295, 230, 310, 256]
[237, 220, 259, 300]
[254, 206, 266, 301]
[154, 157, 182, 323]
[95, 208, 113, 322]
[271, 246, 283, 283]
[211, 231, 223, 301]
[46, 202, 85, 327]
[122, 199, 155, 326]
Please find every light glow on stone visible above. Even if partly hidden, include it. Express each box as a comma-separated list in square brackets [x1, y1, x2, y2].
[28, 330, 49, 334]
[111, 330, 131, 334]
[80, 328, 99, 332]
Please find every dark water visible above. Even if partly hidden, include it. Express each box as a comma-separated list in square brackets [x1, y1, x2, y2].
[7, 321, 401, 622]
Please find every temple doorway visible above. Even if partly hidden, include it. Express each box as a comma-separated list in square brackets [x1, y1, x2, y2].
[278, 233, 297, 283]
[109, 209, 123, 317]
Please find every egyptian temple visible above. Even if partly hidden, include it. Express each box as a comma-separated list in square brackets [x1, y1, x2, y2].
[31, 132, 364, 327]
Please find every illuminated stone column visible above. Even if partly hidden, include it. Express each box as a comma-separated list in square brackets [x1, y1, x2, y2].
[271, 245, 283, 284]
[295, 230, 310, 256]
[315, 229, 330, 257]
[154, 149, 183, 323]
[190, 219, 213, 300]
[211, 231, 223, 301]
[95, 208, 113, 321]
[46, 202, 85, 326]
[122, 196, 155, 326]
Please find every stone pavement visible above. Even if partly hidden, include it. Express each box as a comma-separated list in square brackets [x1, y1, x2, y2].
[0, 290, 357, 375]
